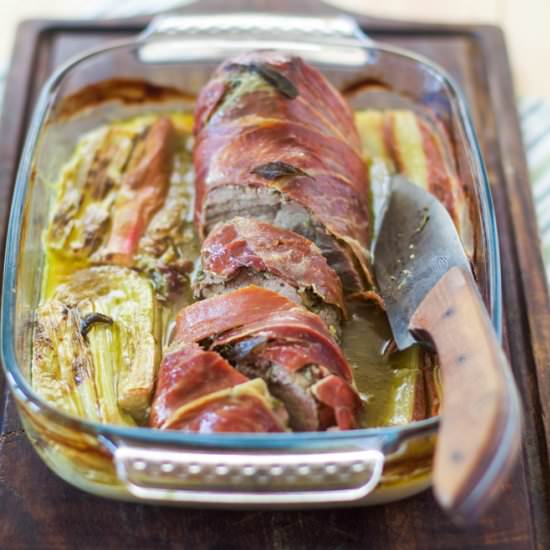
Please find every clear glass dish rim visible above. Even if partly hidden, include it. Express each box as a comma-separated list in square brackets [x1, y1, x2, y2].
[0, 30, 502, 449]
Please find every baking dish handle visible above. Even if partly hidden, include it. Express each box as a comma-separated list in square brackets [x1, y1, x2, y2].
[137, 13, 374, 64]
[141, 13, 373, 44]
[112, 443, 384, 505]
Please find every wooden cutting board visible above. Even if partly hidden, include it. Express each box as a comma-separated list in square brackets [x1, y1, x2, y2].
[1, 1, 549, 548]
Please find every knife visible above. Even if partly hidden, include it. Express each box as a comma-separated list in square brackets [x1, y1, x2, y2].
[373, 175, 522, 523]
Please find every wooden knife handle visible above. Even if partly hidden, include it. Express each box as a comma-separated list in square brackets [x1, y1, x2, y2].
[410, 266, 522, 523]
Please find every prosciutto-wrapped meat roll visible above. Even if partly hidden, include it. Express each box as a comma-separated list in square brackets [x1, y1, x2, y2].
[172, 286, 362, 431]
[193, 52, 373, 292]
[195, 217, 346, 337]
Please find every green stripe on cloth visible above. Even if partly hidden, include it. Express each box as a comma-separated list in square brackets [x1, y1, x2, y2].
[519, 97, 550, 284]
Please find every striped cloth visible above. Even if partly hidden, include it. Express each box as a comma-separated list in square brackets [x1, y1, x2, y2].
[518, 98, 550, 283]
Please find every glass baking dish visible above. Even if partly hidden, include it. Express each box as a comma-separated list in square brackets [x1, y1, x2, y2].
[1, 13, 504, 510]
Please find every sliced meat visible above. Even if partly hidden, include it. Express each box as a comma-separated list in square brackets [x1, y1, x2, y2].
[201, 185, 363, 292]
[150, 343, 288, 433]
[160, 378, 288, 433]
[150, 342, 247, 428]
[195, 217, 346, 334]
[198, 269, 304, 308]
[225, 341, 360, 431]
[193, 52, 373, 292]
[171, 286, 360, 430]
[211, 313, 352, 382]
[174, 286, 350, 381]
[176, 53, 368, 432]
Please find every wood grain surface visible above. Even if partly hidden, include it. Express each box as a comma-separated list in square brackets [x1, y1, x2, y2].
[0, 1, 549, 548]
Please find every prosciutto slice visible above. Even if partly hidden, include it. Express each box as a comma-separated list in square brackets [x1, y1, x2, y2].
[150, 342, 247, 428]
[174, 286, 349, 378]
[162, 379, 287, 433]
[150, 343, 287, 432]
